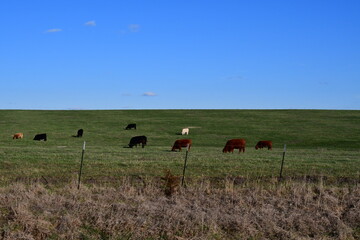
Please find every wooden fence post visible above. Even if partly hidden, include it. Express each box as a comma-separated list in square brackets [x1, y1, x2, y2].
[279, 144, 286, 180]
[181, 144, 190, 187]
[77, 141, 86, 189]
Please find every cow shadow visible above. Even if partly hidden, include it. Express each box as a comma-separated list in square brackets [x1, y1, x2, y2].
[123, 146, 146, 148]
[163, 150, 174, 152]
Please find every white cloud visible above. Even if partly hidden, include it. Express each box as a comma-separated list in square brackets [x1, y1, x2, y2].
[128, 24, 140, 32]
[142, 92, 157, 97]
[45, 28, 62, 33]
[85, 20, 96, 26]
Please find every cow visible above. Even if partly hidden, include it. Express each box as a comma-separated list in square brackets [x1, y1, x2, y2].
[125, 124, 136, 130]
[128, 135, 147, 148]
[223, 139, 246, 153]
[76, 129, 84, 137]
[255, 140, 273, 150]
[33, 133, 47, 141]
[171, 139, 192, 152]
[181, 128, 189, 135]
[13, 133, 24, 139]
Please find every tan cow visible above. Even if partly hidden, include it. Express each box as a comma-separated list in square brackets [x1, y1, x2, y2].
[13, 133, 24, 139]
[181, 128, 189, 135]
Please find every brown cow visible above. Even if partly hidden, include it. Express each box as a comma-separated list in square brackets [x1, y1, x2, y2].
[13, 133, 24, 139]
[171, 139, 192, 152]
[255, 140, 273, 150]
[223, 139, 246, 153]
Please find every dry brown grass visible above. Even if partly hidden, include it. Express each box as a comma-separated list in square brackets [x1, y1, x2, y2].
[161, 170, 181, 197]
[0, 178, 359, 240]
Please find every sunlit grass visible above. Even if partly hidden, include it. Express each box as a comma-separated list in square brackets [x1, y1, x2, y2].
[0, 109, 359, 185]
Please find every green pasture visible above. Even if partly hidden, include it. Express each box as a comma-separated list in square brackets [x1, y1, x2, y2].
[0, 110, 359, 185]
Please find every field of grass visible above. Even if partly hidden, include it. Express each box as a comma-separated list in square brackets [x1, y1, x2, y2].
[1, 109, 359, 186]
[1, 110, 360, 239]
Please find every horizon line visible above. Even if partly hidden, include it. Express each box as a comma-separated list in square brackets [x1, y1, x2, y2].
[0, 108, 359, 111]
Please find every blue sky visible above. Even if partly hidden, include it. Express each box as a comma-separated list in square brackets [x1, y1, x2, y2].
[1, 0, 359, 110]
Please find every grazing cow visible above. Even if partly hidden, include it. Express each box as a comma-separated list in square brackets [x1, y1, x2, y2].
[76, 129, 84, 137]
[128, 135, 147, 148]
[171, 139, 192, 152]
[13, 133, 24, 139]
[255, 140, 273, 150]
[33, 133, 47, 141]
[181, 128, 189, 135]
[125, 124, 136, 130]
[223, 139, 246, 153]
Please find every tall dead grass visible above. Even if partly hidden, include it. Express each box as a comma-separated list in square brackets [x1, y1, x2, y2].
[0, 177, 359, 239]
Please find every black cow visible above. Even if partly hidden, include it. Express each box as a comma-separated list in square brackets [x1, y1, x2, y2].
[125, 124, 136, 130]
[76, 129, 84, 137]
[128, 135, 147, 148]
[33, 133, 47, 141]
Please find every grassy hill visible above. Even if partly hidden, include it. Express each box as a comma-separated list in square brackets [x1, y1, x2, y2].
[1, 110, 359, 185]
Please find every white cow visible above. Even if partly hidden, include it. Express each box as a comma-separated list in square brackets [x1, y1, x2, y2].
[181, 128, 189, 135]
